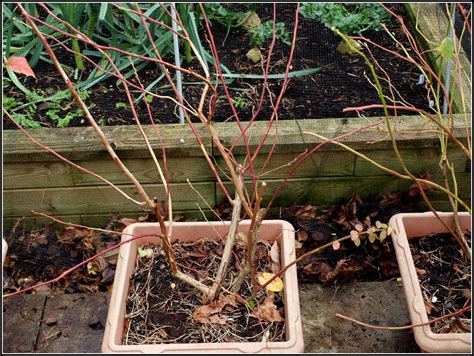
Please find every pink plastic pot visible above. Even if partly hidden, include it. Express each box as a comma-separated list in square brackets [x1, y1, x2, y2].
[2, 238, 8, 267]
[102, 219, 304, 353]
[389, 212, 471, 353]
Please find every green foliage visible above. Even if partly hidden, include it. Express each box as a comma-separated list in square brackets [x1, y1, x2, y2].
[10, 113, 42, 128]
[145, 94, 153, 104]
[203, 3, 247, 28]
[2, 3, 197, 90]
[299, 3, 390, 35]
[438, 37, 455, 61]
[204, 4, 291, 47]
[250, 21, 291, 46]
[115, 102, 129, 109]
[233, 97, 247, 109]
[3, 96, 20, 111]
[46, 107, 83, 128]
[5, 89, 89, 128]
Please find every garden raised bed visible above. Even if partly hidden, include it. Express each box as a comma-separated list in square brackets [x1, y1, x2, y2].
[3, 113, 471, 228]
[3, 4, 471, 231]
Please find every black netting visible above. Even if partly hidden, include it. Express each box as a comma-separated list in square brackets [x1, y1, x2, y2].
[194, 3, 434, 123]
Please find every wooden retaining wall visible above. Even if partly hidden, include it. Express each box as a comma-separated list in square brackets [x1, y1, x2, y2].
[3, 4, 471, 228]
[3, 115, 471, 228]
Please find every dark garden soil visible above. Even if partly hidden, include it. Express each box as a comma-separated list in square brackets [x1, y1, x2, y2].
[124, 240, 286, 344]
[410, 231, 471, 334]
[3, 4, 433, 130]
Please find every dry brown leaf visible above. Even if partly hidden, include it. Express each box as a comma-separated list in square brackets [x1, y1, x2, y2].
[270, 241, 281, 274]
[416, 268, 427, 276]
[297, 230, 308, 242]
[193, 294, 237, 325]
[424, 302, 434, 315]
[295, 204, 317, 219]
[319, 259, 362, 285]
[120, 217, 137, 226]
[251, 296, 284, 323]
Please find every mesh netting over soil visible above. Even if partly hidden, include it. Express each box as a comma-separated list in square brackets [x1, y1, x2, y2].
[2, 3, 446, 128]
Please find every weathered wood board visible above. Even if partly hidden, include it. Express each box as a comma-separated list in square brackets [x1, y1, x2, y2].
[3, 115, 470, 227]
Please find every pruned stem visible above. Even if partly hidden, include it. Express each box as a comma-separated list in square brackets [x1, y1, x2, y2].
[207, 168, 244, 302]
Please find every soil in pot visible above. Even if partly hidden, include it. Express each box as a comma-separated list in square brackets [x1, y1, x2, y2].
[409, 231, 471, 334]
[124, 239, 286, 345]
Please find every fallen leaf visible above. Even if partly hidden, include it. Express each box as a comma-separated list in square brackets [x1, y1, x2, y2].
[33, 285, 52, 295]
[297, 230, 308, 242]
[193, 294, 236, 325]
[246, 47, 262, 64]
[242, 11, 262, 30]
[120, 217, 137, 226]
[257, 272, 284, 292]
[270, 241, 281, 274]
[424, 302, 434, 315]
[251, 296, 284, 322]
[319, 259, 361, 285]
[5, 56, 36, 78]
[416, 268, 427, 276]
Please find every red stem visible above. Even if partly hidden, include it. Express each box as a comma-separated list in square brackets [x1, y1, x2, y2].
[336, 305, 471, 331]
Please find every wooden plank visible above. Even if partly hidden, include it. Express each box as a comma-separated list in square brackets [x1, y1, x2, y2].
[416, 199, 471, 212]
[355, 146, 469, 176]
[35, 294, 110, 353]
[72, 156, 215, 186]
[4, 115, 469, 163]
[3, 123, 212, 162]
[3, 182, 215, 217]
[217, 151, 355, 179]
[405, 3, 471, 113]
[217, 173, 471, 207]
[212, 114, 470, 155]
[3, 215, 84, 231]
[3, 161, 74, 189]
[3, 209, 219, 230]
[3, 295, 47, 353]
